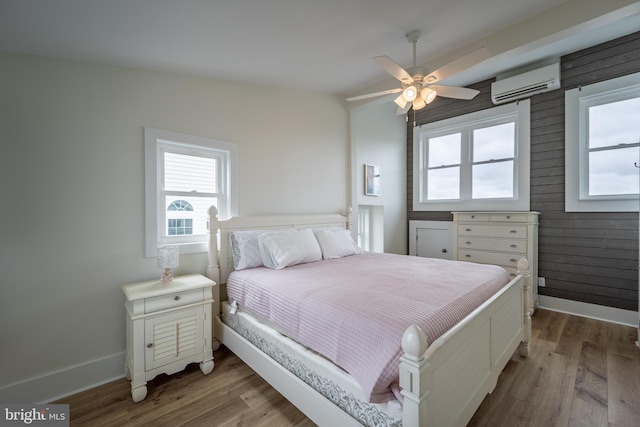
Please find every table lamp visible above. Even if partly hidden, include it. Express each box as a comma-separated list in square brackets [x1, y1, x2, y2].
[157, 246, 179, 283]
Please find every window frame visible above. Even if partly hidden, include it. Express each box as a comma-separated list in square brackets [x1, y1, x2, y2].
[565, 72, 640, 212]
[145, 127, 238, 257]
[413, 100, 531, 211]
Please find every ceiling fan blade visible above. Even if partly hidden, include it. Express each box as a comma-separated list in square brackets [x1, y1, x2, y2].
[396, 102, 412, 116]
[425, 47, 491, 83]
[373, 56, 414, 83]
[346, 87, 402, 101]
[430, 85, 480, 100]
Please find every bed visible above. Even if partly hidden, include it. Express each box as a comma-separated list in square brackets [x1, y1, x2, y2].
[205, 206, 531, 427]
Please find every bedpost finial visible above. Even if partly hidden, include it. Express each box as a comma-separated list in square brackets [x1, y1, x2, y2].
[517, 257, 530, 277]
[402, 324, 428, 360]
[208, 205, 218, 218]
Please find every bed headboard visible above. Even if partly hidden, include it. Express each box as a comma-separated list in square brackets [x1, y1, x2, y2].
[206, 206, 352, 286]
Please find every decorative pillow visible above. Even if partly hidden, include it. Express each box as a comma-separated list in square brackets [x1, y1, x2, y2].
[314, 228, 362, 259]
[258, 228, 323, 270]
[230, 229, 294, 270]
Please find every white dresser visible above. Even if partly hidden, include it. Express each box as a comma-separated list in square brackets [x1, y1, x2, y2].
[453, 211, 539, 313]
[122, 274, 215, 402]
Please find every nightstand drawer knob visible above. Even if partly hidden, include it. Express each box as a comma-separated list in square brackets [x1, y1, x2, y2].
[147, 343, 153, 348]
[174, 296, 180, 301]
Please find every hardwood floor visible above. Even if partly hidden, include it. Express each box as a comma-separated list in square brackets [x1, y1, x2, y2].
[56, 309, 640, 426]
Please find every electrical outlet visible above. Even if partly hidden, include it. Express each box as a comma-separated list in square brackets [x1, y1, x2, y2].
[538, 277, 546, 287]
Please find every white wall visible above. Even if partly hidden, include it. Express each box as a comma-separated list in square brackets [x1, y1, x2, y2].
[350, 102, 406, 255]
[0, 52, 348, 401]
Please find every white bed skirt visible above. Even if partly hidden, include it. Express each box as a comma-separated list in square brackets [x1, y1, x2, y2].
[221, 301, 403, 426]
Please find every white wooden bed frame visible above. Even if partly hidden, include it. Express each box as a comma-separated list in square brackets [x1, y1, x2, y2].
[205, 206, 531, 427]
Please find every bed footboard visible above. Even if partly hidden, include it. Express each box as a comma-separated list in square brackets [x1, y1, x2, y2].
[399, 259, 531, 427]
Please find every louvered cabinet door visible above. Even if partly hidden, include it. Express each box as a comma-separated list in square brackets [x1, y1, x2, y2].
[144, 308, 204, 371]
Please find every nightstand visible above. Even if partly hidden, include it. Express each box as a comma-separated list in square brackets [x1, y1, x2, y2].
[122, 274, 215, 402]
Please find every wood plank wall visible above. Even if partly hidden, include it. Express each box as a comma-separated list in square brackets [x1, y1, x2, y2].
[407, 31, 640, 311]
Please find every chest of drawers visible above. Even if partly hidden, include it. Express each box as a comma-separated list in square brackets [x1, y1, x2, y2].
[453, 212, 539, 313]
[122, 274, 215, 402]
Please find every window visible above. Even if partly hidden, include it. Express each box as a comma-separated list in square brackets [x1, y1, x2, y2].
[145, 127, 238, 256]
[565, 72, 640, 212]
[413, 100, 530, 211]
[167, 200, 194, 236]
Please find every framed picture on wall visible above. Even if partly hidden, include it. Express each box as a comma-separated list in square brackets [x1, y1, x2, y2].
[364, 164, 381, 196]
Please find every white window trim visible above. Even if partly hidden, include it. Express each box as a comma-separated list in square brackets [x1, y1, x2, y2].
[145, 127, 239, 257]
[413, 100, 530, 211]
[565, 72, 640, 212]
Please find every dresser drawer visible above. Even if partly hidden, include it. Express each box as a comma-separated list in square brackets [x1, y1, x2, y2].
[458, 224, 527, 239]
[457, 237, 526, 254]
[458, 250, 522, 268]
[455, 213, 490, 222]
[145, 289, 204, 313]
[488, 213, 529, 222]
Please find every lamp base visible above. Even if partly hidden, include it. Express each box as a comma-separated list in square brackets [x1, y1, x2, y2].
[161, 268, 173, 283]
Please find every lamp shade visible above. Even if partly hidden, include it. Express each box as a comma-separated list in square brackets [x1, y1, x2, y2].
[421, 87, 437, 104]
[157, 246, 179, 269]
[402, 85, 418, 102]
[412, 95, 427, 110]
[393, 93, 409, 109]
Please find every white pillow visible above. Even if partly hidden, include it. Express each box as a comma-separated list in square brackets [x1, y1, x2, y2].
[314, 229, 362, 259]
[229, 229, 294, 270]
[258, 228, 322, 269]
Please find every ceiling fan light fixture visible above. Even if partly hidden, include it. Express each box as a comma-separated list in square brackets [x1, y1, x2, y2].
[393, 94, 409, 109]
[412, 95, 426, 110]
[421, 87, 438, 104]
[402, 85, 418, 102]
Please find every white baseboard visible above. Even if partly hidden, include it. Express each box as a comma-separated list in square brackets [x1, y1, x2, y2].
[0, 352, 125, 404]
[538, 295, 638, 328]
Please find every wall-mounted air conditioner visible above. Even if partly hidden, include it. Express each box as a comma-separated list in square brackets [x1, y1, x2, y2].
[491, 63, 560, 104]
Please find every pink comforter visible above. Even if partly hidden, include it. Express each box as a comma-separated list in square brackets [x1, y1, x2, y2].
[226, 252, 510, 403]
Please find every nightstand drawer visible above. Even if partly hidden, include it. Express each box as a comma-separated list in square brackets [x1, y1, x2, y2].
[458, 224, 527, 239]
[457, 237, 526, 253]
[144, 289, 204, 313]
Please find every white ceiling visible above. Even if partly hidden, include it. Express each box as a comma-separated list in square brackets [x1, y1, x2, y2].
[1, 0, 639, 100]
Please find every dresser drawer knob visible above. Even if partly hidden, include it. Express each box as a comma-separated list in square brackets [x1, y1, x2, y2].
[510, 230, 517, 234]
[174, 296, 180, 301]
[466, 228, 472, 232]
[465, 241, 472, 245]
[510, 244, 517, 248]
[510, 258, 517, 263]
[465, 254, 471, 258]
[147, 343, 153, 348]
[506, 215, 510, 219]
[441, 249, 447, 253]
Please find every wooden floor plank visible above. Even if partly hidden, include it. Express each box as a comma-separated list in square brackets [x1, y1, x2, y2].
[568, 396, 608, 427]
[607, 352, 640, 427]
[54, 310, 640, 427]
[574, 342, 608, 408]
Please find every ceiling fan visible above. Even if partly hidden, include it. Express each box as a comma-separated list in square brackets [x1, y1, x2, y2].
[346, 30, 491, 115]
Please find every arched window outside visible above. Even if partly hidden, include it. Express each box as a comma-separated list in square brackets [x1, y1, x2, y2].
[168, 200, 194, 211]
[167, 200, 194, 235]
